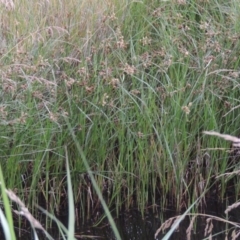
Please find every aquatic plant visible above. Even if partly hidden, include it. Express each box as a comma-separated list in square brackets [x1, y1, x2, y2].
[1, 0, 240, 238]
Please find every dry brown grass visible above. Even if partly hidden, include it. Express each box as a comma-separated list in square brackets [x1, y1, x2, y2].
[155, 213, 240, 239]
[0, 0, 127, 58]
[0, 0, 14, 11]
[6, 189, 44, 231]
[203, 131, 240, 147]
[155, 131, 240, 239]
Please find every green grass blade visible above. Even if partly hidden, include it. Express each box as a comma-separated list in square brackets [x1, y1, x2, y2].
[159, 198, 200, 240]
[65, 146, 76, 240]
[37, 206, 69, 240]
[64, 116, 121, 240]
[0, 165, 16, 240]
[0, 208, 12, 240]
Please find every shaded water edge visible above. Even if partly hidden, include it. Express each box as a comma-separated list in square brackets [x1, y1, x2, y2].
[1, 189, 239, 240]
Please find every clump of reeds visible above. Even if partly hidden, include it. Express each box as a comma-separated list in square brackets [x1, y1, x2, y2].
[155, 131, 240, 239]
[1, 1, 240, 237]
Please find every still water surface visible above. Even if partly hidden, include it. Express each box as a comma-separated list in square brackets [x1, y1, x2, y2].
[2, 194, 239, 240]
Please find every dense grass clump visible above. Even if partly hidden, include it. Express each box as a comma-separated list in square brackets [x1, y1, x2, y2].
[1, 0, 240, 237]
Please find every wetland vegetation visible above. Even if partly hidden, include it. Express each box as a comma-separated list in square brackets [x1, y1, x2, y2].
[1, 0, 240, 239]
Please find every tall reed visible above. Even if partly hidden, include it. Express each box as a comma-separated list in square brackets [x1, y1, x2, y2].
[1, 0, 240, 234]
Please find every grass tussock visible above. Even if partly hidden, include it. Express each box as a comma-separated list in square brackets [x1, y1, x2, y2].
[1, 0, 240, 238]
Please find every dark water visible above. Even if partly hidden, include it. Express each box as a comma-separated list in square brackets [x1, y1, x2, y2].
[74, 201, 238, 240]
[2, 194, 239, 240]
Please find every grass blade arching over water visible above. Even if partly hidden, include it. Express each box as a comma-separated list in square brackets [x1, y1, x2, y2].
[64, 116, 121, 240]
